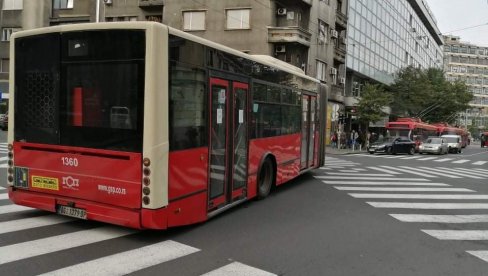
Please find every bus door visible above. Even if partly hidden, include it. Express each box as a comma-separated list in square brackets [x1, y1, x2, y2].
[208, 78, 248, 210]
[301, 94, 317, 169]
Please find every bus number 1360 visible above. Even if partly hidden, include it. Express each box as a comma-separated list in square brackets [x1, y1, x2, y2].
[61, 157, 79, 167]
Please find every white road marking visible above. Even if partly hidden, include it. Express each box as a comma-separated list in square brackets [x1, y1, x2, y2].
[0, 215, 76, 234]
[315, 176, 428, 181]
[452, 159, 470, 164]
[0, 163, 7, 168]
[467, 251, 488, 263]
[351, 193, 488, 199]
[416, 157, 438, 161]
[433, 158, 453, 162]
[422, 230, 488, 240]
[0, 186, 5, 190]
[322, 181, 449, 186]
[399, 166, 461, 178]
[367, 202, 488, 209]
[0, 226, 135, 265]
[39, 240, 200, 276]
[473, 168, 488, 173]
[335, 187, 472, 192]
[201, 262, 277, 276]
[379, 166, 437, 178]
[473, 161, 488, 165]
[0, 204, 33, 215]
[0, 156, 7, 162]
[429, 167, 486, 179]
[0, 193, 8, 200]
[367, 167, 402, 175]
[451, 168, 488, 177]
[398, 156, 422, 160]
[390, 214, 488, 223]
[325, 173, 393, 177]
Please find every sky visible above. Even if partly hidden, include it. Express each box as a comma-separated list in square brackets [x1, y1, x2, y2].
[424, 0, 488, 47]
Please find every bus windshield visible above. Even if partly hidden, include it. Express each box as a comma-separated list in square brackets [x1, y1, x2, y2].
[14, 30, 145, 152]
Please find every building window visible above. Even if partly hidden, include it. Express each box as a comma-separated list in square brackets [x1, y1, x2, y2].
[2, 0, 22, 10]
[146, 15, 162, 23]
[1, 59, 9, 73]
[318, 20, 327, 45]
[183, 11, 206, 31]
[53, 0, 74, 10]
[316, 60, 327, 82]
[226, 9, 250, 30]
[1, 28, 20, 41]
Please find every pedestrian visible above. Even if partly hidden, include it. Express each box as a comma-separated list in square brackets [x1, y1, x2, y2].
[331, 132, 337, 148]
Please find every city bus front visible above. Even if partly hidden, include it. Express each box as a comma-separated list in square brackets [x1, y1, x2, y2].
[7, 23, 169, 229]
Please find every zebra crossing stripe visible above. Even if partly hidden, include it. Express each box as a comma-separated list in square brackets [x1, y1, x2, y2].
[452, 159, 470, 164]
[416, 157, 438, 161]
[399, 166, 462, 179]
[429, 167, 487, 179]
[398, 156, 422, 160]
[315, 176, 428, 181]
[0, 204, 33, 215]
[473, 168, 488, 173]
[351, 194, 488, 199]
[334, 187, 473, 192]
[38, 240, 200, 276]
[322, 181, 449, 186]
[367, 202, 488, 209]
[325, 172, 394, 177]
[379, 166, 437, 178]
[390, 214, 488, 223]
[467, 251, 488, 263]
[201, 262, 277, 276]
[0, 215, 76, 234]
[0, 156, 7, 162]
[449, 167, 488, 177]
[422, 230, 488, 240]
[0, 163, 7, 168]
[433, 158, 453, 162]
[0, 186, 5, 190]
[0, 193, 9, 200]
[473, 161, 488, 165]
[0, 226, 136, 265]
[367, 167, 402, 175]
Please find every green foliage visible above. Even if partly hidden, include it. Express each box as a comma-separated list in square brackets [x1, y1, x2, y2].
[389, 66, 473, 124]
[356, 83, 392, 125]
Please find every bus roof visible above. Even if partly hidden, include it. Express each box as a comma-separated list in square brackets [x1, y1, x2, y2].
[12, 22, 319, 85]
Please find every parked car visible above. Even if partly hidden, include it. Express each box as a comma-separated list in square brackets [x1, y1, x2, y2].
[0, 111, 7, 131]
[441, 134, 462, 153]
[368, 136, 416, 155]
[418, 137, 448, 155]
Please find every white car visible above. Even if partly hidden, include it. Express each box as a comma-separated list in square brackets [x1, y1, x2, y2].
[441, 134, 462, 153]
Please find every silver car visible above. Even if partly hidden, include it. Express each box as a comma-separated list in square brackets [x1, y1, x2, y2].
[418, 137, 448, 155]
[441, 134, 462, 153]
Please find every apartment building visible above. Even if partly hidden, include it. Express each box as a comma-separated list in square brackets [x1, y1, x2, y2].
[443, 35, 488, 132]
[0, 0, 347, 140]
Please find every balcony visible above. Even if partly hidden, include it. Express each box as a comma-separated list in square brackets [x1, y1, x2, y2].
[139, 0, 164, 7]
[302, 0, 312, 5]
[268, 27, 312, 47]
[336, 11, 347, 28]
[334, 44, 346, 63]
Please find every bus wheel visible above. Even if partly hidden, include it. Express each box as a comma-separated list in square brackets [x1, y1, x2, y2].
[257, 158, 274, 199]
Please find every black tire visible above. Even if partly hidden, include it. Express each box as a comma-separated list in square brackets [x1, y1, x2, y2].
[257, 158, 274, 199]
[458, 148, 462, 154]
[386, 147, 392, 154]
[369, 151, 374, 154]
[408, 147, 415, 155]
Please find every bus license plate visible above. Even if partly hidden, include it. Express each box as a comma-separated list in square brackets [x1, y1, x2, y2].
[57, 205, 87, 219]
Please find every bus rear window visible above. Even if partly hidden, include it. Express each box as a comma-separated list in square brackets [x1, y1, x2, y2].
[15, 30, 145, 152]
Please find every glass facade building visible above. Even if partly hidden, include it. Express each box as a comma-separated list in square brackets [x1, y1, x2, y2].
[346, 0, 443, 94]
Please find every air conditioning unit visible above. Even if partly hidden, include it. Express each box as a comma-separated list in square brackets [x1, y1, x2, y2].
[277, 8, 287, 15]
[275, 45, 286, 53]
[410, 27, 416, 32]
[330, 68, 337, 75]
[104, 0, 113, 4]
[330, 30, 338, 38]
[340, 77, 346, 84]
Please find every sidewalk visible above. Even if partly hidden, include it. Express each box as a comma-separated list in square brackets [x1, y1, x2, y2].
[325, 145, 368, 155]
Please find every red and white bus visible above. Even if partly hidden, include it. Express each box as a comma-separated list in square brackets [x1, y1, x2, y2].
[7, 22, 325, 229]
[433, 123, 469, 148]
[385, 118, 437, 151]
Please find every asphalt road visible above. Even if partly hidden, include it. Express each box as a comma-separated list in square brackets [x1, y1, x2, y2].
[1, 131, 488, 275]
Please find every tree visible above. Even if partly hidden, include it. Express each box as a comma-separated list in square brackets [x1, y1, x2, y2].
[356, 83, 392, 130]
[389, 66, 472, 124]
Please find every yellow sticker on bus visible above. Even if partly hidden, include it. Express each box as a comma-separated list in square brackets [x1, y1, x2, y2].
[31, 176, 59, 191]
